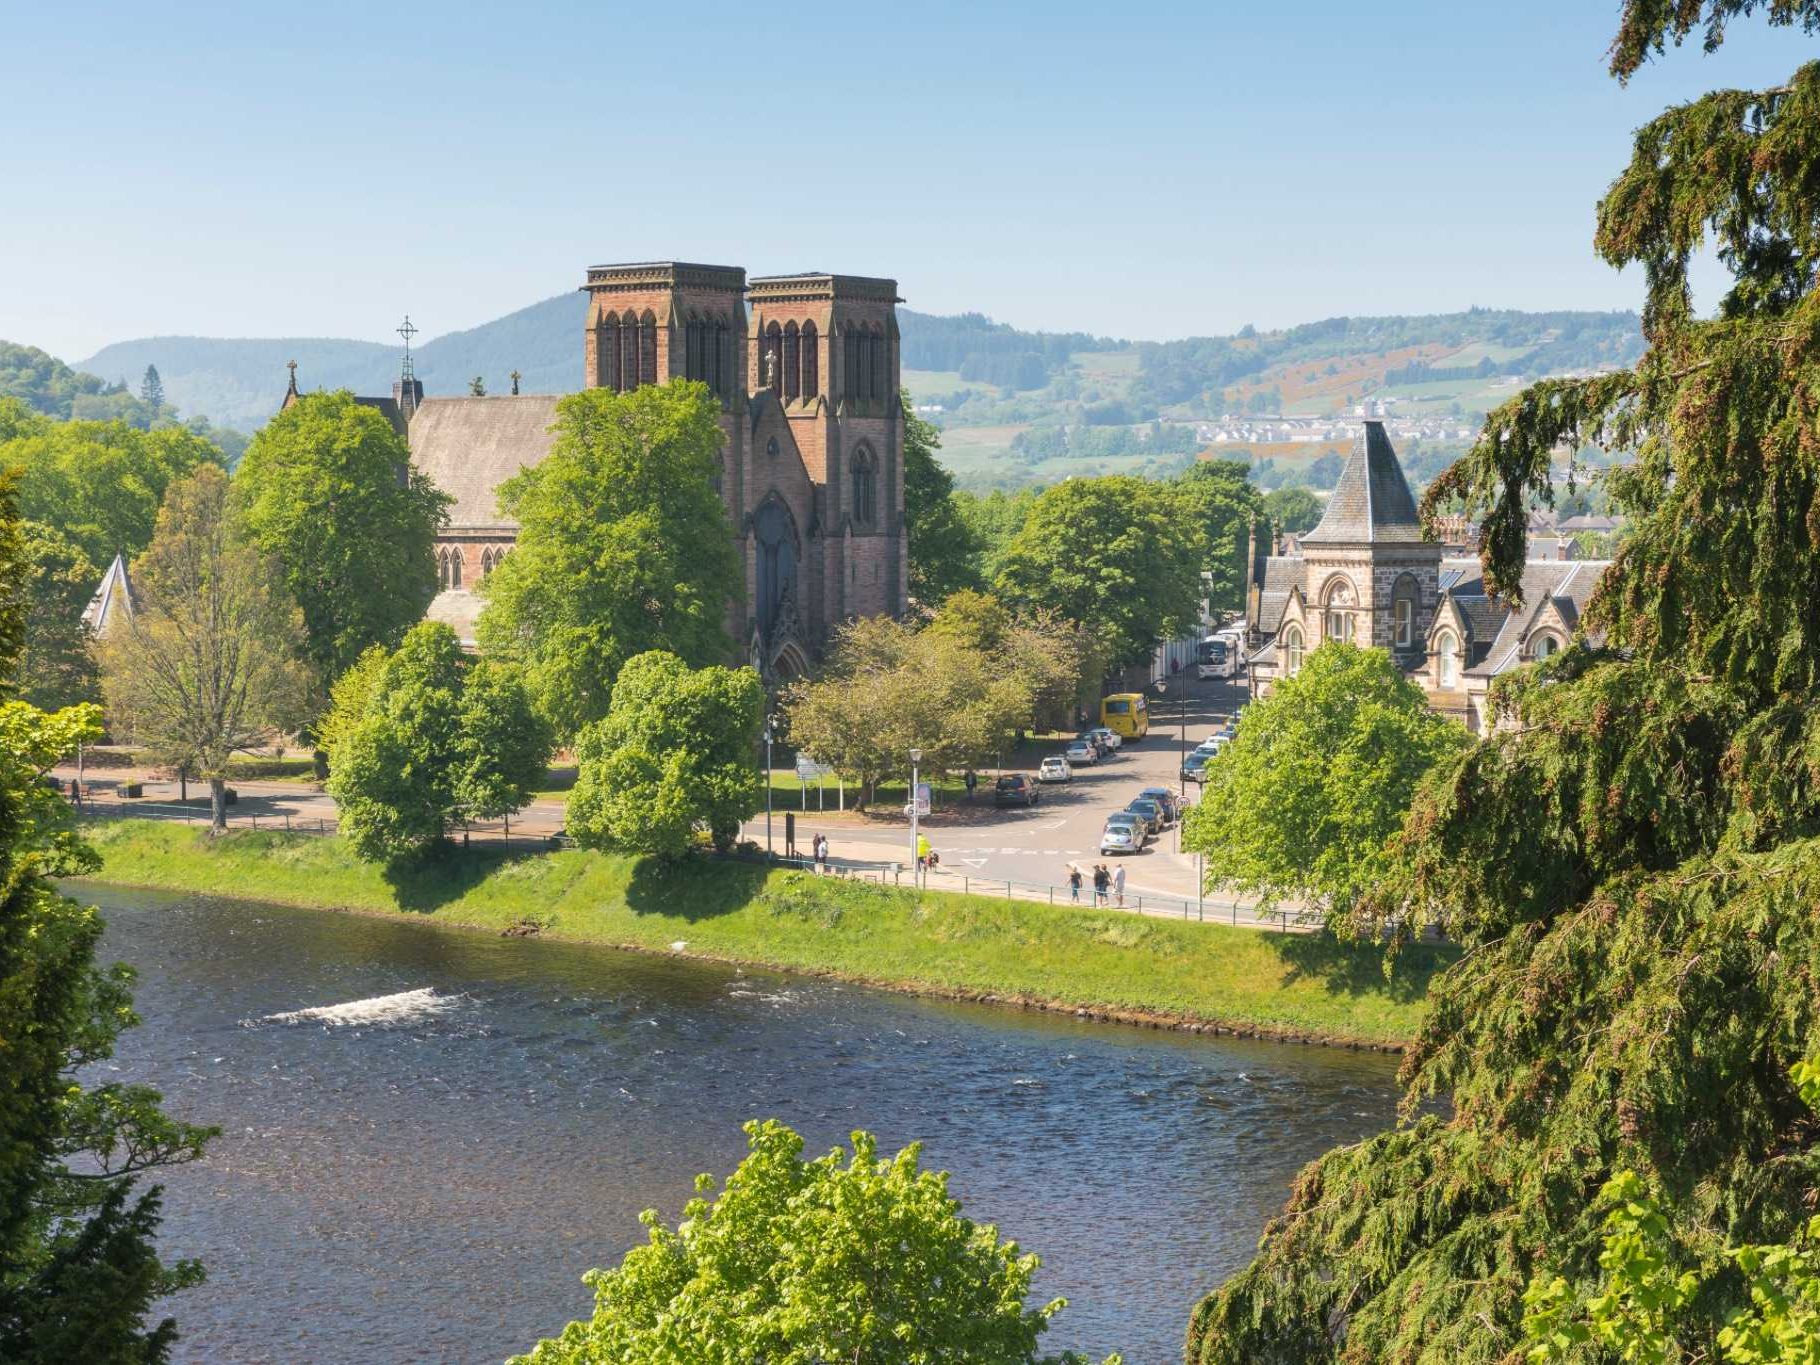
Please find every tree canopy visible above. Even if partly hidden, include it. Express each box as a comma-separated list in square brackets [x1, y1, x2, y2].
[1262, 485, 1321, 535]
[476, 383, 741, 740]
[902, 397, 982, 604]
[233, 390, 449, 692]
[566, 651, 764, 858]
[1171, 458, 1260, 617]
[16, 521, 99, 711]
[0, 470, 213, 1363]
[509, 1119, 1119, 1365]
[1181, 643, 1468, 919]
[1190, 12, 1820, 1361]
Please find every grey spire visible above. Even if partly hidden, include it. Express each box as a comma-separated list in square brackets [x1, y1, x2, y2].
[1300, 420, 1425, 544]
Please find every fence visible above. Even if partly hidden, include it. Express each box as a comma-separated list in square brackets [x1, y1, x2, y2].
[75, 798, 340, 836]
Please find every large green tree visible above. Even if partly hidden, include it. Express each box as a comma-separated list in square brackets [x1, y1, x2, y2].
[0, 471, 214, 1364]
[477, 383, 741, 740]
[1190, 8, 1820, 1360]
[994, 475, 1202, 672]
[94, 466, 311, 831]
[902, 397, 982, 603]
[233, 390, 449, 691]
[566, 650, 764, 858]
[1261, 484, 1321, 536]
[327, 622, 551, 861]
[0, 418, 219, 567]
[510, 1120, 1119, 1365]
[17, 521, 100, 711]
[1181, 643, 1467, 919]
[1172, 458, 1261, 617]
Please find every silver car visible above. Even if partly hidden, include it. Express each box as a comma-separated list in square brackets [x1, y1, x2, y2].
[1065, 741, 1099, 766]
[1100, 815, 1143, 855]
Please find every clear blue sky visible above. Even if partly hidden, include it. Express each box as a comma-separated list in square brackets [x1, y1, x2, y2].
[3, 0, 1813, 361]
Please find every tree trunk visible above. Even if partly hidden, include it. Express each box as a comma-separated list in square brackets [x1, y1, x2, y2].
[312, 748, 329, 781]
[209, 777, 227, 833]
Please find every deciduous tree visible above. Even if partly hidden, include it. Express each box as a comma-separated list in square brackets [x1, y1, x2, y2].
[902, 397, 981, 604]
[566, 651, 764, 858]
[94, 466, 310, 831]
[1261, 485, 1320, 535]
[477, 383, 741, 740]
[509, 1120, 1120, 1365]
[17, 521, 99, 710]
[1171, 458, 1260, 617]
[233, 390, 449, 692]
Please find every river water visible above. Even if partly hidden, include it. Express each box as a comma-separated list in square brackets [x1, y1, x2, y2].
[89, 886, 1402, 1364]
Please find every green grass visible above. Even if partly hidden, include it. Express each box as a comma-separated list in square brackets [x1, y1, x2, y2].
[76, 821, 1451, 1046]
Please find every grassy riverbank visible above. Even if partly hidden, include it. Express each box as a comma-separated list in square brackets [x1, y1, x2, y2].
[78, 821, 1451, 1047]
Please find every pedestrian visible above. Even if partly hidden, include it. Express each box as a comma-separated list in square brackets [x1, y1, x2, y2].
[1112, 863, 1126, 907]
[964, 770, 978, 801]
[1093, 864, 1109, 906]
[1067, 864, 1083, 902]
[916, 832, 931, 870]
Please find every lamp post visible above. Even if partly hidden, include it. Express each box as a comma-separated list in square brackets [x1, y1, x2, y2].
[763, 714, 776, 860]
[908, 747, 922, 887]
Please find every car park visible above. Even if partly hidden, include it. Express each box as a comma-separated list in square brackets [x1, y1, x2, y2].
[1037, 756, 1073, 783]
[1064, 740, 1099, 766]
[1126, 797, 1167, 832]
[1138, 787, 1180, 823]
[993, 774, 1041, 808]
[1100, 814, 1144, 855]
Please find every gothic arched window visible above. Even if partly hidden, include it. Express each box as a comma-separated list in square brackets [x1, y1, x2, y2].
[449, 548, 463, 589]
[713, 320, 728, 396]
[783, 323, 800, 401]
[763, 323, 783, 397]
[1322, 576, 1356, 644]
[480, 548, 494, 578]
[753, 499, 798, 636]
[801, 322, 818, 398]
[1437, 630, 1461, 688]
[1283, 624, 1305, 675]
[1531, 632, 1560, 661]
[843, 329, 859, 400]
[851, 446, 877, 526]
[620, 312, 640, 391]
[436, 548, 450, 590]
[639, 314, 658, 387]
[870, 330, 886, 400]
[598, 317, 621, 391]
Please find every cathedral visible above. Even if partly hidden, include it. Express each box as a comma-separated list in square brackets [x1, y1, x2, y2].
[288, 261, 910, 681]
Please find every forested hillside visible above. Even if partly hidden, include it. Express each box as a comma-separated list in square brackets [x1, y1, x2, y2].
[0, 341, 248, 459]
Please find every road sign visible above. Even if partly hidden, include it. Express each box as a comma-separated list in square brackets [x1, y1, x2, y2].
[912, 782, 932, 817]
[795, 756, 832, 781]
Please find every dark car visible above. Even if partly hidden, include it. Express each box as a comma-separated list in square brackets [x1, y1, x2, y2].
[1182, 752, 1211, 783]
[1126, 797, 1166, 834]
[994, 774, 1042, 808]
[1138, 786, 1179, 823]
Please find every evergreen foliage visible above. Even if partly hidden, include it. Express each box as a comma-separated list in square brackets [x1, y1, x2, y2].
[566, 651, 764, 858]
[1189, 11, 1820, 1360]
[475, 383, 741, 741]
[0, 470, 214, 1363]
[509, 1119, 1120, 1364]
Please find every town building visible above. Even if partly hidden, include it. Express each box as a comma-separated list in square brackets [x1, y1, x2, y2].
[282, 260, 910, 681]
[1242, 420, 1607, 732]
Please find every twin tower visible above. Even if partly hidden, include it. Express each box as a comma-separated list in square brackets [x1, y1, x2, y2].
[581, 262, 908, 679]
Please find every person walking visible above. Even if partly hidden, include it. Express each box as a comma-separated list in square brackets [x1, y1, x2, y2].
[1067, 864, 1083, 903]
[1092, 864, 1109, 906]
[1112, 863, 1127, 907]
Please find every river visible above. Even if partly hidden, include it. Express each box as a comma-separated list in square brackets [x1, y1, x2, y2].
[88, 885, 1402, 1364]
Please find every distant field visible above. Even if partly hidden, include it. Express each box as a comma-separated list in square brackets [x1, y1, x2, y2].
[1231, 342, 1457, 416]
[903, 367, 970, 398]
[1201, 438, 1353, 468]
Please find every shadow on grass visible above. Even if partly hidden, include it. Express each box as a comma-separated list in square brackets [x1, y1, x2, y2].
[380, 842, 527, 913]
[625, 854, 772, 922]
[1269, 929, 1461, 1004]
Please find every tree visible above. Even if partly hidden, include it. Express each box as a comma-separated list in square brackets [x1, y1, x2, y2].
[138, 365, 163, 409]
[929, 590, 1101, 733]
[565, 651, 764, 858]
[509, 1119, 1120, 1365]
[17, 521, 100, 711]
[477, 383, 742, 740]
[327, 622, 551, 861]
[995, 476, 1202, 672]
[468, 376, 486, 397]
[1182, 643, 1467, 918]
[784, 615, 1030, 803]
[902, 396, 982, 603]
[1261, 485, 1321, 535]
[314, 644, 389, 766]
[953, 486, 1041, 584]
[0, 471, 214, 1364]
[1, 418, 219, 567]
[1171, 459, 1261, 617]
[94, 466, 311, 831]
[233, 391, 449, 719]
[1190, 11, 1820, 1360]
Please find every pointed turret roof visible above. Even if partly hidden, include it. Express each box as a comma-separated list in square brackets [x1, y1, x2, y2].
[82, 554, 137, 636]
[1300, 420, 1425, 544]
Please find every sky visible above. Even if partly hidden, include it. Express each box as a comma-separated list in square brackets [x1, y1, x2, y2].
[3, 0, 1815, 362]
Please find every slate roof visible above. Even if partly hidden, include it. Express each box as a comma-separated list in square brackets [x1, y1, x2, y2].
[82, 554, 136, 636]
[1465, 559, 1609, 678]
[1301, 420, 1425, 545]
[1254, 555, 1306, 638]
[409, 395, 564, 530]
[355, 395, 407, 438]
[425, 589, 485, 650]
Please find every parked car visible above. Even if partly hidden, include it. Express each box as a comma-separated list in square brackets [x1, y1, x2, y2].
[994, 774, 1042, 808]
[1195, 735, 1229, 758]
[1064, 740, 1099, 766]
[1138, 786, 1180, 823]
[1126, 797, 1167, 833]
[1100, 814, 1144, 855]
[1037, 756, 1073, 783]
[1090, 726, 1123, 752]
[1074, 732, 1111, 759]
[1182, 752, 1211, 783]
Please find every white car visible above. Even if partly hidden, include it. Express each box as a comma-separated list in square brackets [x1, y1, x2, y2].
[1037, 756, 1073, 783]
[1090, 726, 1123, 752]
[1100, 816, 1143, 855]
[1064, 741, 1098, 766]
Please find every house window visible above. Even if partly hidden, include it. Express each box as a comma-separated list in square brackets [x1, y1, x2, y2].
[1283, 624, 1304, 675]
[1531, 633, 1559, 660]
[1322, 576, 1356, 644]
[1395, 598, 1413, 647]
[1438, 632, 1459, 688]
[851, 446, 877, 526]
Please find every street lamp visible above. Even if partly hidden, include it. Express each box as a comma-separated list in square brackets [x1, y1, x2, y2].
[908, 747, 923, 886]
[763, 714, 777, 859]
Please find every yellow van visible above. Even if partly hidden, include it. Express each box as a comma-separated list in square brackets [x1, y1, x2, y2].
[1100, 692, 1150, 741]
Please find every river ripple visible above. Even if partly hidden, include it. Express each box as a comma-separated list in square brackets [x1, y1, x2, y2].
[87, 885, 1401, 1364]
